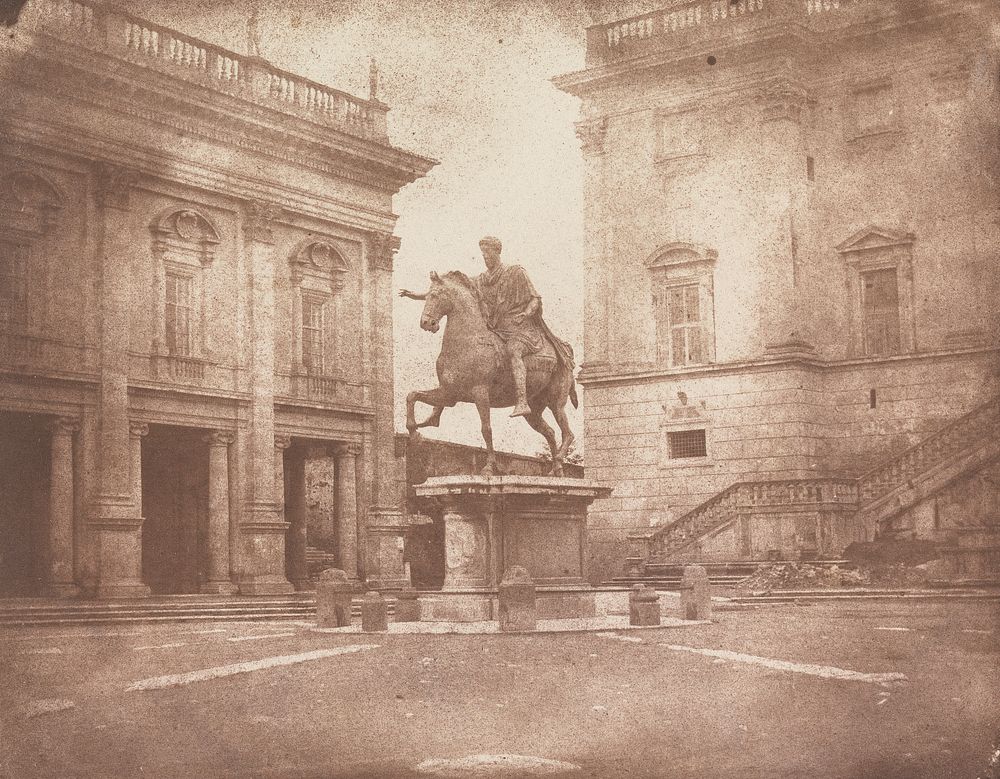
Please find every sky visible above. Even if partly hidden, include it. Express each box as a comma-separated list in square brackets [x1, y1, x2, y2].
[127, 0, 592, 456]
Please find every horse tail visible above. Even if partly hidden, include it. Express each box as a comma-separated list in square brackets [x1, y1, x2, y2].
[570, 380, 579, 409]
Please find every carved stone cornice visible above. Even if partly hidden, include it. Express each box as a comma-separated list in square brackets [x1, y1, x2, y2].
[205, 430, 235, 447]
[575, 117, 608, 156]
[243, 200, 283, 245]
[128, 422, 150, 438]
[367, 232, 401, 272]
[93, 163, 142, 211]
[274, 434, 293, 451]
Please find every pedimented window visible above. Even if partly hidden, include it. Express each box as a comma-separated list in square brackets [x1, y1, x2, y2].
[149, 207, 221, 362]
[646, 243, 717, 368]
[289, 240, 349, 376]
[836, 226, 915, 357]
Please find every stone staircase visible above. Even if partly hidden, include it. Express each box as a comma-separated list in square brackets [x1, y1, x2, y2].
[627, 394, 1000, 576]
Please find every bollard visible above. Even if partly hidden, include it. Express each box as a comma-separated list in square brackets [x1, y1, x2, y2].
[393, 586, 421, 623]
[361, 590, 389, 632]
[316, 568, 354, 628]
[679, 565, 712, 621]
[629, 584, 660, 626]
[498, 566, 536, 632]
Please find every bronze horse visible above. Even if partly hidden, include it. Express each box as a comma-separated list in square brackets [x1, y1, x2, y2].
[405, 271, 578, 475]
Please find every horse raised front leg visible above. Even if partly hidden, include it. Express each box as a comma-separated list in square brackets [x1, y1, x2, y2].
[406, 387, 453, 437]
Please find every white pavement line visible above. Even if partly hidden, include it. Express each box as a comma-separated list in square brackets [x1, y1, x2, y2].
[962, 629, 993, 635]
[226, 632, 297, 642]
[133, 642, 189, 651]
[596, 632, 644, 643]
[182, 628, 228, 635]
[875, 627, 912, 632]
[126, 644, 378, 692]
[21, 699, 75, 719]
[661, 644, 908, 684]
[19, 647, 63, 655]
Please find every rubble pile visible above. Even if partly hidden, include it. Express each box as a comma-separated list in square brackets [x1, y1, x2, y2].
[736, 561, 943, 593]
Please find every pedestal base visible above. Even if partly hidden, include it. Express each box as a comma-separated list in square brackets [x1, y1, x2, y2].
[418, 592, 495, 622]
[201, 580, 239, 595]
[237, 575, 294, 595]
[44, 583, 81, 598]
[96, 581, 150, 598]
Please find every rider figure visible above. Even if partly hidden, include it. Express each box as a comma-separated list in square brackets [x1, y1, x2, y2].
[400, 236, 543, 417]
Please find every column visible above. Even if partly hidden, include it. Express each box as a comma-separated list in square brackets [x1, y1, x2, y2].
[90, 163, 149, 598]
[236, 199, 293, 595]
[202, 431, 237, 594]
[335, 442, 361, 583]
[365, 232, 408, 582]
[47, 417, 80, 597]
[284, 447, 310, 590]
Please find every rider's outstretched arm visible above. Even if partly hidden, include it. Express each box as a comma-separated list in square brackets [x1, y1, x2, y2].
[399, 289, 428, 300]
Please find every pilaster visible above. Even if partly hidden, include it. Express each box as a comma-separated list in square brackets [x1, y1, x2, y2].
[46, 417, 80, 597]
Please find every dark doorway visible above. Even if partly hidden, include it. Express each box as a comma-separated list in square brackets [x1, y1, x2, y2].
[141, 425, 208, 594]
[407, 515, 445, 590]
[0, 413, 49, 595]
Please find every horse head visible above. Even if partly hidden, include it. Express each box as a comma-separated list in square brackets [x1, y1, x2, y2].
[420, 271, 448, 333]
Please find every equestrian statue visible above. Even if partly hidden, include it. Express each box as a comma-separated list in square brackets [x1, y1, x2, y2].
[399, 236, 578, 476]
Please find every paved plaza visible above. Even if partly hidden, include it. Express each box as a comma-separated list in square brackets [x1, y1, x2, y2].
[2, 601, 998, 778]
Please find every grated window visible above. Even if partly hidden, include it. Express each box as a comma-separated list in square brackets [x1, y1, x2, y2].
[667, 429, 707, 459]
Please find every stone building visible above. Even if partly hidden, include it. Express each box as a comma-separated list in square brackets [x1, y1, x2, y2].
[555, 0, 1000, 581]
[0, 1, 434, 597]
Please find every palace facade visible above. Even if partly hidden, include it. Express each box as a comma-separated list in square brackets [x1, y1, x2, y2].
[0, 1, 434, 596]
[555, 0, 1000, 581]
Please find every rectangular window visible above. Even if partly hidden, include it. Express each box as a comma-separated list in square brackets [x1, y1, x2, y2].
[657, 109, 700, 160]
[853, 84, 895, 135]
[861, 268, 901, 356]
[667, 429, 707, 459]
[0, 240, 28, 327]
[664, 283, 704, 367]
[302, 298, 325, 372]
[165, 272, 193, 357]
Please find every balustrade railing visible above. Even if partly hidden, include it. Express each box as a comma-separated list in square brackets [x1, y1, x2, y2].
[22, 0, 387, 141]
[635, 396, 998, 568]
[858, 395, 1000, 504]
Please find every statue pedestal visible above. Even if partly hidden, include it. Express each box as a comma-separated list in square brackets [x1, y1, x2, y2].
[412, 476, 612, 621]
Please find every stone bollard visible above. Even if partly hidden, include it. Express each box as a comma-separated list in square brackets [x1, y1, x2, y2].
[361, 590, 389, 632]
[498, 566, 537, 632]
[393, 586, 421, 623]
[679, 565, 712, 621]
[629, 584, 660, 627]
[316, 568, 354, 628]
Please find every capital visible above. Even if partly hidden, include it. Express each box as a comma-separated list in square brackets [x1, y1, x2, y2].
[575, 117, 607, 156]
[334, 442, 362, 458]
[367, 231, 401, 272]
[128, 422, 149, 438]
[243, 199, 283, 244]
[204, 430, 235, 447]
[761, 78, 810, 124]
[49, 417, 80, 436]
[274, 434, 293, 451]
[93, 163, 142, 211]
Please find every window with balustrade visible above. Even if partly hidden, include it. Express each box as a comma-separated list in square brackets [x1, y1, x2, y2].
[301, 296, 327, 373]
[165, 271, 193, 357]
[646, 243, 716, 369]
[149, 208, 220, 364]
[0, 240, 28, 329]
[289, 240, 348, 380]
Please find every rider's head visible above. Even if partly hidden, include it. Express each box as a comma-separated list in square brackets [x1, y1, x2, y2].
[479, 236, 502, 269]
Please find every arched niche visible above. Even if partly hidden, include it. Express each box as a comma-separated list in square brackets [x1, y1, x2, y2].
[0, 170, 66, 236]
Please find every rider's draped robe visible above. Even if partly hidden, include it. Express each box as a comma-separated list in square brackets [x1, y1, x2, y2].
[474, 263, 575, 368]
